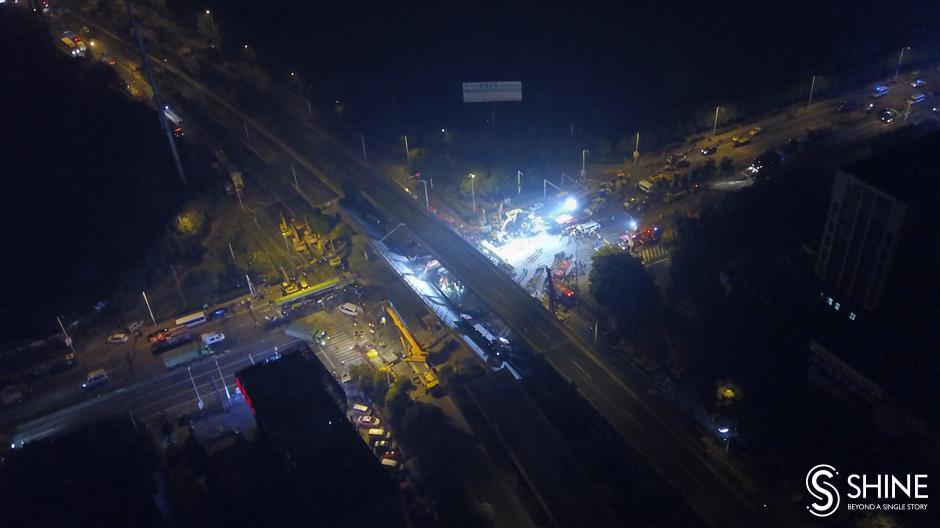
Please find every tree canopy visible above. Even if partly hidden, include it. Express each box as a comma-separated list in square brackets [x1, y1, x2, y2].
[588, 245, 660, 342]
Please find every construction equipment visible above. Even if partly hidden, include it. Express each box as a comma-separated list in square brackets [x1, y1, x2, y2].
[384, 302, 440, 392]
[385, 302, 426, 363]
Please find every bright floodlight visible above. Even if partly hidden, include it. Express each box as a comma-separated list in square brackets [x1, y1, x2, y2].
[717, 426, 730, 434]
[629, 219, 638, 231]
[563, 197, 577, 211]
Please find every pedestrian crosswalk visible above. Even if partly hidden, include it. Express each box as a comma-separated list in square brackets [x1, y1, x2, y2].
[324, 326, 362, 367]
[636, 245, 670, 265]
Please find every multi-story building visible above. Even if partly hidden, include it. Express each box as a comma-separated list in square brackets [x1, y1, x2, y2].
[815, 132, 940, 316]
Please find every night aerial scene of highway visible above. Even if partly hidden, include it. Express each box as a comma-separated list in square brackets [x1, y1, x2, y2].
[1, 1, 939, 527]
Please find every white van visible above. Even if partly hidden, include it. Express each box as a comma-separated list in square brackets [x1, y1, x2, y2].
[909, 93, 926, 104]
[576, 221, 601, 235]
[637, 180, 654, 194]
[201, 332, 225, 345]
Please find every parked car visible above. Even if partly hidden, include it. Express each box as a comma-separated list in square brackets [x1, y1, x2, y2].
[107, 332, 129, 344]
[201, 332, 225, 345]
[338, 303, 363, 316]
[82, 369, 109, 390]
[352, 403, 372, 415]
[747, 126, 763, 137]
[911, 78, 927, 88]
[211, 307, 228, 319]
[700, 145, 717, 156]
[357, 415, 381, 427]
[1, 386, 28, 407]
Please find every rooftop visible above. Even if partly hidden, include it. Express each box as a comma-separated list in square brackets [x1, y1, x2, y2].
[842, 131, 940, 204]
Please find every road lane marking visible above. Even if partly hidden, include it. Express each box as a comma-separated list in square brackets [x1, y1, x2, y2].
[571, 360, 593, 380]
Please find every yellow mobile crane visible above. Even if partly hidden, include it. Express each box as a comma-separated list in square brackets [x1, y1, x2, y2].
[384, 302, 440, 392]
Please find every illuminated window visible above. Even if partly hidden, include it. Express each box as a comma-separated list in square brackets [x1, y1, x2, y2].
[848, 312, 857, 321]
[826, 297, 833, 306]
[834, 302, 840, 311]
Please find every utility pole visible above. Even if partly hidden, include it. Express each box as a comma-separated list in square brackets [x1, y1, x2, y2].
[291, 162, 299, 191]
[581, 149, 589, 178]
[244, 121, 251, 144]
[517, 170, 523, 195]
[246, 274, 255, 295]
[124, 0, 187, 186]
[142, 291, 158, 330]
[403, 135, 410, 163]
[229, 243, 237, 263]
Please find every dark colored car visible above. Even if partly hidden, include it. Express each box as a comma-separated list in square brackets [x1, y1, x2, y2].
[211, 307, 228, 319]
[700, 145, 717, 156]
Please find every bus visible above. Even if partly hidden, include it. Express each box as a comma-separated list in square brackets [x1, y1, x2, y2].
[163, 106, 184, 137]
[175, 311, 207, 328]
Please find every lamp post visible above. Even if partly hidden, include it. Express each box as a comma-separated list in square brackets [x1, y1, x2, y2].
[807, 75, 817, 107]
[517, 170, 523, 195]
[188, 366, 205, 410]
[377, 223, 406, 245]
[402, 134, 410, 163]
[358, 133, 368, 161]
[895, 46, 910, 79]
[142, 291, 157, 330]
[417, 180, 430, 210]
[468, 173, 476, 212]
[713, 106, 721, 137]
[56, 316, 75, 355]
[580, 149, 589, 178]
[204, 9, 217, 37]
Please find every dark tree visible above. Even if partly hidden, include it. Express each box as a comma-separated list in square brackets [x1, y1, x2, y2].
[588, 246, 660, 341]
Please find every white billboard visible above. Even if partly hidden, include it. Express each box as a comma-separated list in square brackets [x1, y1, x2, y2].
[462, 81, 522, 103]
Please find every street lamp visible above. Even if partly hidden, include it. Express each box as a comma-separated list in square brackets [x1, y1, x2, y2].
[417, 179, 430, 211]
[807, 75, 817, 107]
[895, 46, 910, 79]
[580, 149, 589, 177]
[713, 106, 721, 137]
[377, 222, 405, 245]
[204, 9, 217, 36]
[468, 173, 476, 212]
[402, 134, 410, 163]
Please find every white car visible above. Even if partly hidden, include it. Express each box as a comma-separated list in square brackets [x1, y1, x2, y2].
[201, 332, 225, 345]
[356, 415, 381, 427]
[911, 79, 927, 88]
[107, 332, 129, 344]
[338, 303, 363, 316]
